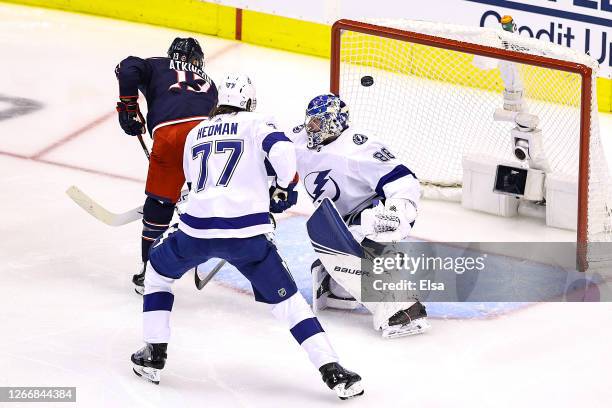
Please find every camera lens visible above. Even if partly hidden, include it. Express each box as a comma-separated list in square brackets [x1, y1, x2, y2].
[514, 139, 530, 161]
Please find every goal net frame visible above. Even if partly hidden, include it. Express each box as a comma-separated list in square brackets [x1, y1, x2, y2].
[329, 19, 594, 270]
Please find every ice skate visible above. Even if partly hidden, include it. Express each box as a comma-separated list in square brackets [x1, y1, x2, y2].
[131, 343, 167, 384]
[132, 264, 145, 295]
[319, 362, 364, 400]
[381, 301, 431, 339]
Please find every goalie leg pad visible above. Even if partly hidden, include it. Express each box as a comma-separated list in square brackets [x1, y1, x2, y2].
[312, 260, 329, 313]
[312, 260, 359, 312]
[307, 199, 367, 312]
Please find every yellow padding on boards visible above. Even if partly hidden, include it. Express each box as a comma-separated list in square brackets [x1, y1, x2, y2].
[598, 77, 612, 113]
[1, 0, 236, 39]
[241, 10, 330, 58]
[340, 32, 610, 112]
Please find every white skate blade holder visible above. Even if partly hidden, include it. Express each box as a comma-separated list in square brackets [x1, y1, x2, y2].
[334, 381, 365, 400]
[382, 317, 432, 339]
[133, 365, 161, 385]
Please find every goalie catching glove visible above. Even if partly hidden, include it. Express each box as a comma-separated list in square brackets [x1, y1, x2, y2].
[361, 198, 417, 242]
[116, 96, 146, 136]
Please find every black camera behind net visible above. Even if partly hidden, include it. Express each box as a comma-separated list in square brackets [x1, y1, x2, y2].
[494, 165, 528, 196]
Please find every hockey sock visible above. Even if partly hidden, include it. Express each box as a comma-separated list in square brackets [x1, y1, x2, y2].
[142, 264, 175, 343]
[271, 293, 339, 368]
[141, 197, 175, 262]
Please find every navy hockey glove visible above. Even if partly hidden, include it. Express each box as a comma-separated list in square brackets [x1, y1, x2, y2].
[269, 182, 298, 213]
[116, 97, 146, 136]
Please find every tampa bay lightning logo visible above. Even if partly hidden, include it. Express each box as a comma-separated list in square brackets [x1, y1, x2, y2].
[304, 170, 340, 203]
[353, 133, 368, 145]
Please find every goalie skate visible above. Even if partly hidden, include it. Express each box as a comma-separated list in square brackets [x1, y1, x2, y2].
[381, 301, 431, 339]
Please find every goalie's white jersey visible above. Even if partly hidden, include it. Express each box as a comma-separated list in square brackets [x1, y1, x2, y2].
[290, 125, 420, 221]
[180, 111, 296, 238]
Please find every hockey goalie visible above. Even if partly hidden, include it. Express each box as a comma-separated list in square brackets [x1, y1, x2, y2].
[291, 94, 431, 338]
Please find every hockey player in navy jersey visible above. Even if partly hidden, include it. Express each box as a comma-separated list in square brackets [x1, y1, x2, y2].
[115, 37, 218, 294]
[291, 94, 430, 339]
[130, 75, 364, 400]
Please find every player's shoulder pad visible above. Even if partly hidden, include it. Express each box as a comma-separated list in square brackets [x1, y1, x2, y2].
[122, 55, 143, 62]
[115, 56, 147, 78]
[117, 55, 144, 67]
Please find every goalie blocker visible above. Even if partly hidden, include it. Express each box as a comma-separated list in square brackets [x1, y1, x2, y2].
[307, 198, 430, 339]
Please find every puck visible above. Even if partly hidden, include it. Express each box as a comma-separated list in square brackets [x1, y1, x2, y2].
[360, 75, 374, 87]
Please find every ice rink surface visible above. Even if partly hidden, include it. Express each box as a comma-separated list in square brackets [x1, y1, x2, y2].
[1, 4, 612, 407]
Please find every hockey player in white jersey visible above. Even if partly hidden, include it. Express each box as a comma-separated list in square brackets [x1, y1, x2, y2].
[130, 76, 363, 400]
[291, 94, 430, 338]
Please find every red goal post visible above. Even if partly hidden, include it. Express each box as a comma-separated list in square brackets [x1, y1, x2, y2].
[329, 19, 598, 270]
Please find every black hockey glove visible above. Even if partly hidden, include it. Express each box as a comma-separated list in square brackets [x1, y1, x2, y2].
[116, 97, 146, 136]
[269, 180, 298, 213]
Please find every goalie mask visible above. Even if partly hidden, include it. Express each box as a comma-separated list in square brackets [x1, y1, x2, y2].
[305, 94, 349, 149]
[168, 37, 204, 68]
[217, 73, 257, 112]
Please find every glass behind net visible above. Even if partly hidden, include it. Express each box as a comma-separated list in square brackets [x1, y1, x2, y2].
[335, 19, 612, 251]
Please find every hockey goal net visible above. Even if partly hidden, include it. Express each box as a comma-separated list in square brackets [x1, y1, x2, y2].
[330, 19, 612, 270]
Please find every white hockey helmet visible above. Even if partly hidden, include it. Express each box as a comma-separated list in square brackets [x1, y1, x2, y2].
[217, 73, 257, 112]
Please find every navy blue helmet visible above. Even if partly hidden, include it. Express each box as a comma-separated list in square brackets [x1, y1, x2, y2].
[167, 37, 204, 67]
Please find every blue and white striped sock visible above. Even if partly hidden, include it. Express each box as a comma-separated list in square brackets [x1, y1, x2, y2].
[271, 293, 339, 369]
[142, 264, 175, 343]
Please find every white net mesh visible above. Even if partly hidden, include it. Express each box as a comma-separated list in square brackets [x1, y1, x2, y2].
[335, 19, 612, 248]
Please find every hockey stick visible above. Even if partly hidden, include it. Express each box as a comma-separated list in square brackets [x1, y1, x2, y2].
[194, 260, 227, 290]
[65, 131, 186, 226]
[65, 186, 189, 226]
[66, 185, 145, 226]
[137, 134, 150, 160]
